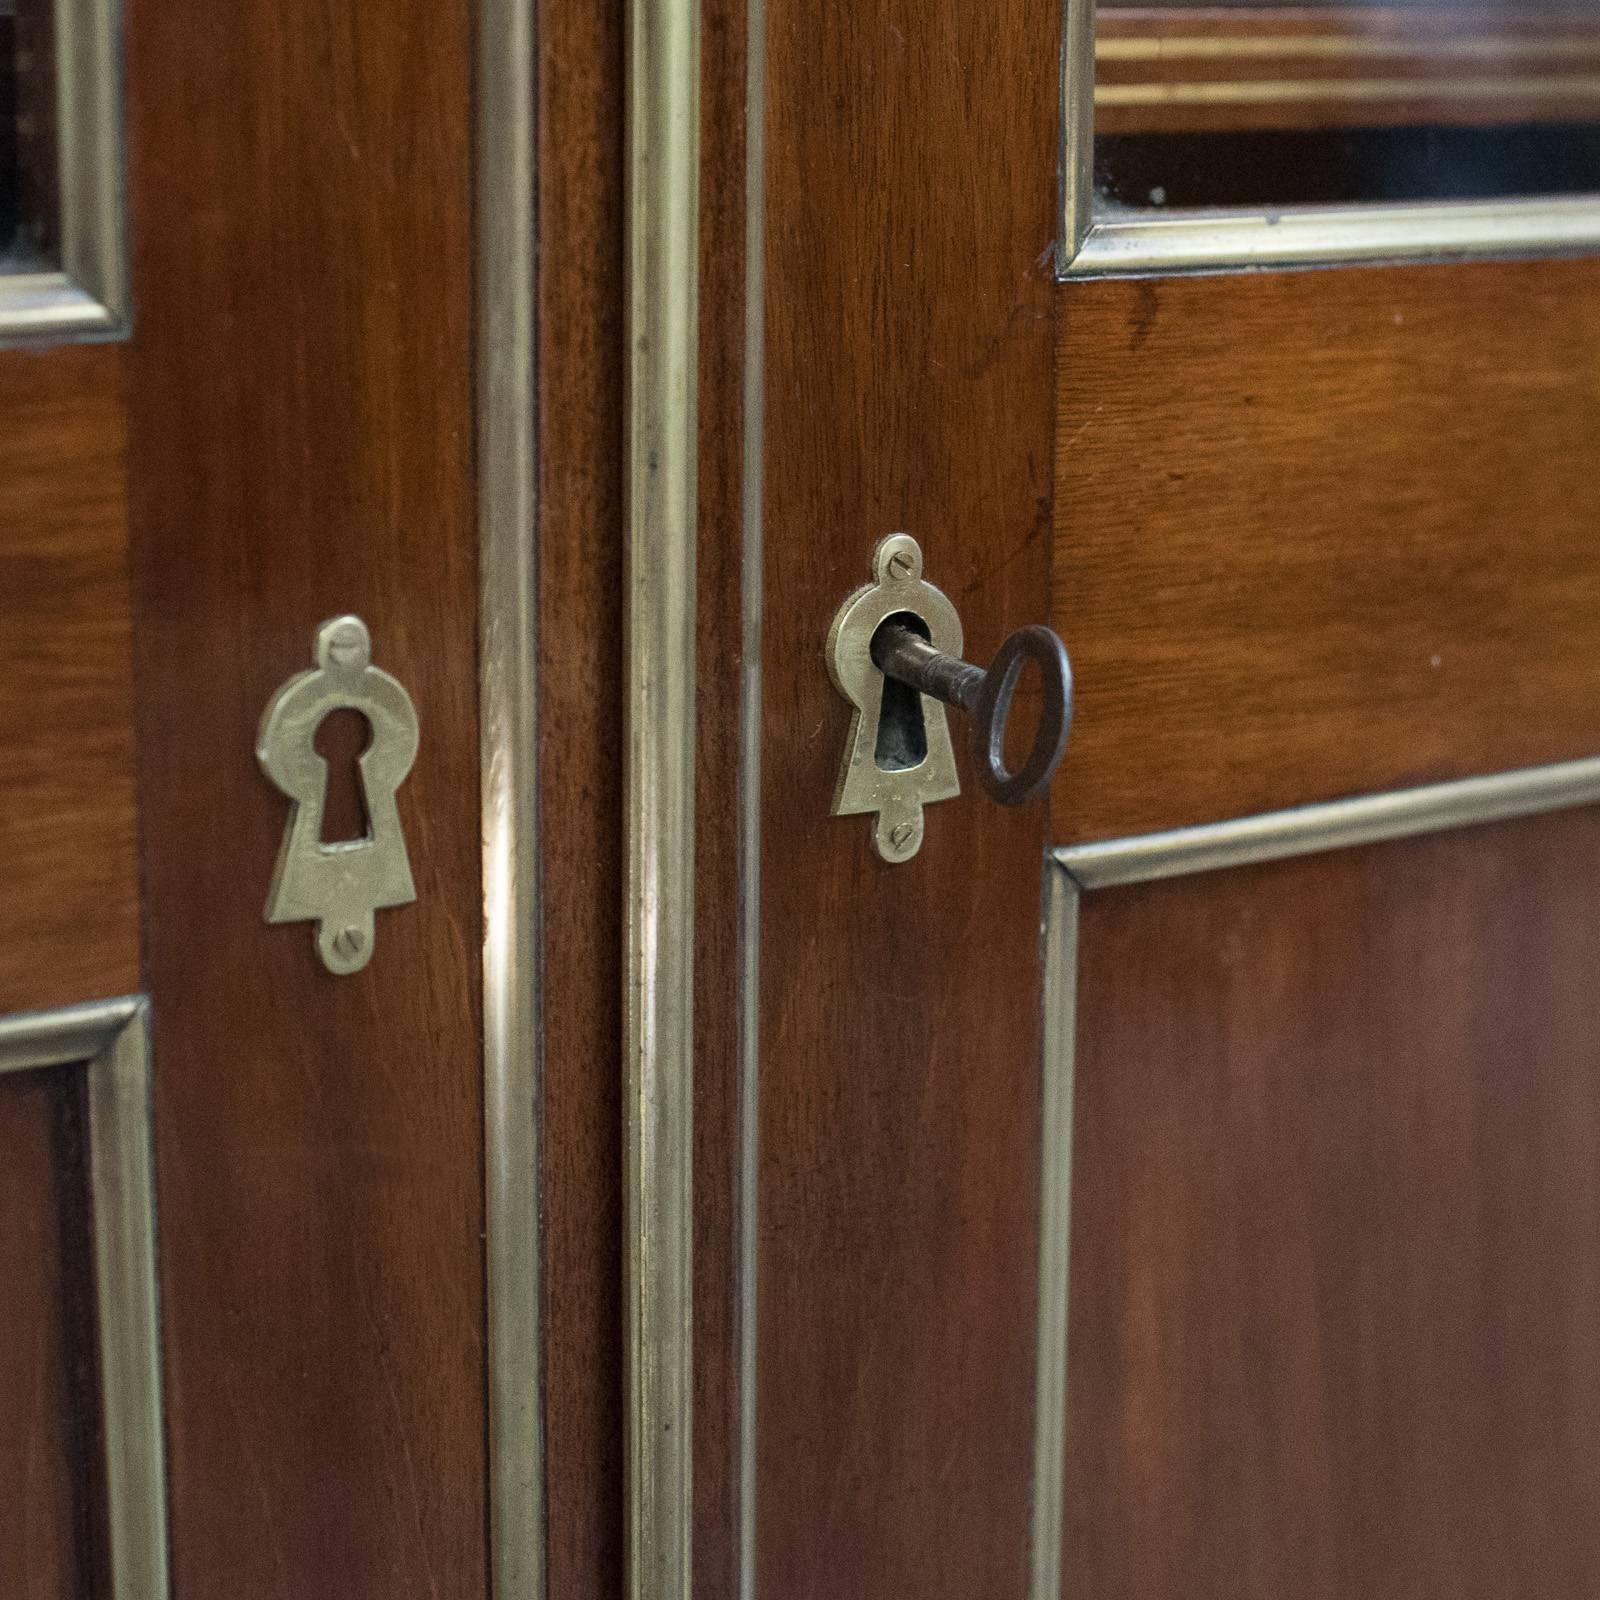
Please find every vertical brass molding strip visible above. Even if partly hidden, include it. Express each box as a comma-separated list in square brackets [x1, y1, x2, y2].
[626, 0, 700, 1590]
[1058, 0, 1096, 269]
[477, 0, 544, 1584]
[56, 0, 128, 317]
[0, 996, 170, 1599]
[89, 1001, 168, 1600]
[737, 0, 766, 1587]
[1029, 866, 1079, 1600]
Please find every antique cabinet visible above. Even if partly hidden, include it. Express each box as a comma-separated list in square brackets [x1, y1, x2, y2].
[4, 0, 1600, 1596]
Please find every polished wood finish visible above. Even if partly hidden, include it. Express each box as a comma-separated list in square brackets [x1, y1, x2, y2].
[1055, 258, 1600, 844]
[1064, 806, 1600, 1597]
[694, 0, 751, 1585]
[694, 0, 755, 1593]
[756, 0, 1058, 1590]
[536, 0, 626, 1591]
[0, 1070, 99, 1600]
[122, 0, 485, 1588]
[0, 347, 138, 1013]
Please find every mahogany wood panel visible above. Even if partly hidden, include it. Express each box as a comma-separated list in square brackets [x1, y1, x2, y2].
[694, 0, 751, 1593]
[1064, 807, 1600, 1598]
[1055, 259, 1600, 843]
[0, 1070, 99, 1600]
[536, 0, 626, 1592]
[0, 346, 138, 1012]
[122, 0, 484, 1590]
[758, 0, 1058, 1592]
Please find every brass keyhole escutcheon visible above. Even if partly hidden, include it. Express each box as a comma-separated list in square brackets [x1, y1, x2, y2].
[826, 535, 964, 863]
[826, 535, 1073, 863]
[256, 615, 420, 974]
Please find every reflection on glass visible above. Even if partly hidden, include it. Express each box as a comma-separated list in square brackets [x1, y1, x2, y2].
[1094, 0, 1600, 212]
[1, 0, 54, 268]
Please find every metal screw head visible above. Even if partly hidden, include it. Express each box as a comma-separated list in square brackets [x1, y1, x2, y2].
[318, 614, 373, 672]
[872, 533, 923, 585]
[328, 628, 365, 668]
[878, 814, 924, 861]
[332, 925, 366, 960]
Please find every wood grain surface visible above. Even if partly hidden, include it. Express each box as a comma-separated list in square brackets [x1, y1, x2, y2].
[0, 346, 138, 1013]
[0, 1069, 100, 1600]
[122, 0, 485, 1589]
[1064, 806, 1600, 1597]
[694, 0, 751, 1589]
[1055, 258, 1600, 843]
[536, 0, 626, 1591]
[757, 0, 1059, 1592]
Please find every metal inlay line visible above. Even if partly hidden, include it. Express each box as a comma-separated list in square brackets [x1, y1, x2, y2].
[625, 0, 700, 1590]
[737, 0, 767, 1583]
[476, 0, 543, 1584]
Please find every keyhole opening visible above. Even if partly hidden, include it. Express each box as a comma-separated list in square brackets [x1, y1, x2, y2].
[872, 611, 930, 772]
[314, 708, 374, 844]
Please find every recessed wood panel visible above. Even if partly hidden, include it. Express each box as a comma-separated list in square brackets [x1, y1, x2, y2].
[0, 346, 138, 1012]
[1063, 806, 1600, 1598]
[0, 1068, 100, 1600]
[1054, 259, 1600, 843]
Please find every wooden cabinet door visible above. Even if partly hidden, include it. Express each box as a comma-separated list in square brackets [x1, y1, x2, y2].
[0, 1, 534, 1595]
[646, 2, 1600, 1598]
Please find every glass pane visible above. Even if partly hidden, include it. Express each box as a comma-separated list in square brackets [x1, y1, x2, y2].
[1, 0, 55, 268]
[1094, 1, 1600, 213]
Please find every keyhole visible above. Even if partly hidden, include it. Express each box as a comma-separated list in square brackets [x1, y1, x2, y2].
[314, 708, 374, 844]
[873, 611, 929, 772]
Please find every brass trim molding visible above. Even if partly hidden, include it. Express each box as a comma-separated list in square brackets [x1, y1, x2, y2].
[1059, 756, 1600, 889]
[625, 0, 699, 1592]
[1060, 0, 1097, 267]
[0, 0, 126, 343]
[1065, 195, 1600, 277]
[1029, 754, 1600, 1593]
[0, 996, 167, 1599]
[476, 0, 543, 1586]
[1058, 0, 1600, 275]
[1028, 864, 1079, 1600]
[738, 0, 767, 1587]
